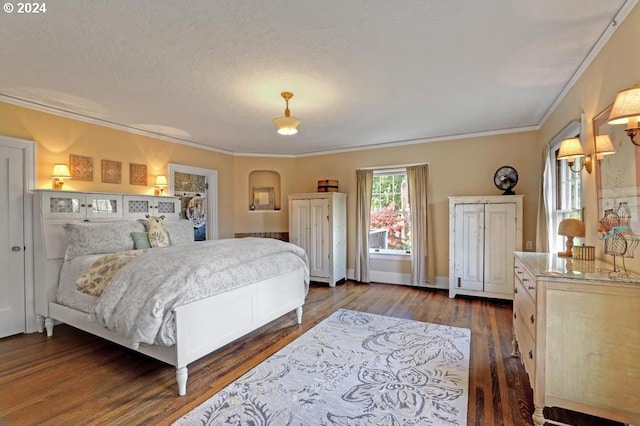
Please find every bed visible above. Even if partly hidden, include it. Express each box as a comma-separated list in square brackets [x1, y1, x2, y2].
[33, 192, 309, 396]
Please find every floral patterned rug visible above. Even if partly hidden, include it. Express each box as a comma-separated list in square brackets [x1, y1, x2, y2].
[173, 309, 470, 426]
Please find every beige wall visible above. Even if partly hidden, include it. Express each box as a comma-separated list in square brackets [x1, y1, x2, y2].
[538, 3, 640, 272]
[0, 101, 236, 238]
[293, 132, 540, 278]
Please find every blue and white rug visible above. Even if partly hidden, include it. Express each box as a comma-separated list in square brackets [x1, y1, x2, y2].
[174, 309, 470, 425]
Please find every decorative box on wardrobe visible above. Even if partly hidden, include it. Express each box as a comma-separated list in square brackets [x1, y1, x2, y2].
[288, 192, 347, 287]
[448, 195, 523, 300]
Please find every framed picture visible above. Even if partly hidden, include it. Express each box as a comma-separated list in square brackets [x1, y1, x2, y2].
[253, 187, 275, 210]
[69, 154, 93, 181]
[129, 163, 147, 185]
[101, 159, 122, 184]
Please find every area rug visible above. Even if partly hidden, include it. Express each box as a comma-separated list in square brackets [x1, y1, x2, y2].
[173, 309, 470, 426]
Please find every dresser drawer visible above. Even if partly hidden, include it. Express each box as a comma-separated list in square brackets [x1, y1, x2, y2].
[514, 258, 536, 302]
[515, 315, 536, 384]
[514, 280, 536, 340]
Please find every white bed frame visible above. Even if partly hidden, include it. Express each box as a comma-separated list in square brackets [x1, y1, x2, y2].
[33, 190, 306, 396]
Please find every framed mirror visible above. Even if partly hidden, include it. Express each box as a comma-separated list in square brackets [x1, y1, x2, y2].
[594, 105, 640, 262]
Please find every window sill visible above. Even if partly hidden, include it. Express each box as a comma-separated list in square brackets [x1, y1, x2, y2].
[369, 251, 411, 261]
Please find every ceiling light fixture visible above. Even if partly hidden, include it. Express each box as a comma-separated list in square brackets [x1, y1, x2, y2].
[557, 137, 592, 174]
[608, 85, 640, 146]
[273, 91, 301, 135]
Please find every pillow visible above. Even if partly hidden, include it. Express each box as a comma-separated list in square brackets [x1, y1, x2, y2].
[64, 220, 146, 261]
[75, 250, 143, 296]
[162, 219, 195, 246]
[146, 215, 170, 248]
[131, 232, 151, 249]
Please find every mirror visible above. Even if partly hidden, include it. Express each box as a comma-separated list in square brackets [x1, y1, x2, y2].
[594, 105, 640, 264]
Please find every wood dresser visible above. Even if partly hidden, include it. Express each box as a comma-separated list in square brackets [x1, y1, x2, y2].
[512, 252, 640, 426]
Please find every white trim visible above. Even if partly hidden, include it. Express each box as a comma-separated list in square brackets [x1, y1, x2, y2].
[168, 164, 219, 240]
[0, 136, 36, 333]
[370, 252, 411, 261]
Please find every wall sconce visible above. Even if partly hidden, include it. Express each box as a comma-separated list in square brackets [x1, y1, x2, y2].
[51, 163, 71, 190]
[594, 134, 616, 160]
[608, 85, 640, 146]
[557, 137, 592, 173]
[272, 91, 301, 135]
[154, 175, 168, 195]
[558, 218, 585, 257]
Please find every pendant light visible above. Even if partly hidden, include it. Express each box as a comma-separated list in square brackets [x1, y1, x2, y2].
[273, 91, 301, 135]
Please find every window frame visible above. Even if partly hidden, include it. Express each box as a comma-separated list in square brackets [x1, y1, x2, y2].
[369, 168, 411, 256]
[547, 119, 585, 253]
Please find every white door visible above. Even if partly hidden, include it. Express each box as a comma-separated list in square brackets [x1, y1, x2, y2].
[484, 203, 516, 294]
[309, 198, 330, 278]
[454, 203, 484, 291]
[290, 199, 310, 256]
[0, 146, 25, 338]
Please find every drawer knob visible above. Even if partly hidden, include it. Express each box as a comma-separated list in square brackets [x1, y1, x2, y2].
[528, 350, 533, 359]
[522, 277, 529, 282]
[530, 315, 534, 324]
[514, 287, 518, 294]
[528, 285, 535, 290]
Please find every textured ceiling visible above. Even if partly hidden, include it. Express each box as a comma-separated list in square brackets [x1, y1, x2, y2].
[0, 0, 634, 155]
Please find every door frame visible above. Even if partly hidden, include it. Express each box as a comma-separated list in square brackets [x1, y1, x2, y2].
[168, 163, 218, 240]
[0, 136, 36, 333]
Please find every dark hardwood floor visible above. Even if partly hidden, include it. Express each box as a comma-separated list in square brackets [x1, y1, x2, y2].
[0, 281, 624, 426]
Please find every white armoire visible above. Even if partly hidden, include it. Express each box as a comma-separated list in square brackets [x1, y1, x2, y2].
[448, 195, 523, 300]
[288, 192, 347, 287]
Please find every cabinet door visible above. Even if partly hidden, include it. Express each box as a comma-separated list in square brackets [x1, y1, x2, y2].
[484, 203, 516, 294]
[155, 197, 180, 218]
[453, 204, 484, 291]
[85, 193, 123, 219]
[309, 198, 330, 278]
[42, 192, 85, 219]
[290, 199, 310, 254]
[123, 195, 154, 218]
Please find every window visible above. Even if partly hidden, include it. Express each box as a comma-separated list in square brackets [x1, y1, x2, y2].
[551, 142, 584, 252]
[369, 169, 411, 254]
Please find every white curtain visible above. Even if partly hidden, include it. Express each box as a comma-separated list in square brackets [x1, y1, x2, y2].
[355, 169, 373, 282]
[407, 164, 435, 286]
[536, 145, 553, 252]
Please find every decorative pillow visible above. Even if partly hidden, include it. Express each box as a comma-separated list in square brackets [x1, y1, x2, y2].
[131, 232, 151, 250]
[64, 221, 146, 261]
[75, 250, 143, 296]
[146, 215, 170, 248]
[162, 219, 195, 246]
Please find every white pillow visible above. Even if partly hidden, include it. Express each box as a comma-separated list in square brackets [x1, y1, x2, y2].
[63, 221, 146, 260]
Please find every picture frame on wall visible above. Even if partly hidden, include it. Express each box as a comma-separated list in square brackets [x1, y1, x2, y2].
[253, 187, 275, 210]
[101, 159, 122, 184]
[130, 163, 147, 185]
[69, 154, 93, 181]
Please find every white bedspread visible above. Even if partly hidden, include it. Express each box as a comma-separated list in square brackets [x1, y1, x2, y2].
[89, 238, 309, 347]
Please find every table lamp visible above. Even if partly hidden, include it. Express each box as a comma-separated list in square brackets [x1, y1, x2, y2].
[558, 218, 585, 257]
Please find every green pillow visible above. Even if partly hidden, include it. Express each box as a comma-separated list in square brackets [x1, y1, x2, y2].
[130, 232, 151, 250]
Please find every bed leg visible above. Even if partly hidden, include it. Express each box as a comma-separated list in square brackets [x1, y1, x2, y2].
[296, 306, 303, 324]
[44, 317, 55, 337]
[176, 366, 188, 396]
[36, 315, 45, 333]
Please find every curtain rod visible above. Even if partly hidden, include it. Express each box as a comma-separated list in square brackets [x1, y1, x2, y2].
[356, 162, 428, 171]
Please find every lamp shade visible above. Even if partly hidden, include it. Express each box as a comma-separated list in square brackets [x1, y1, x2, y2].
[51, 164, 71, 178]
[557, 138, 585, 160]
[273, 116, 302, 135]
[595, 134, 615, 159]
[608, 86, 640, 125]
[558, 218, 585, 237]
[155, 175, 168, 187]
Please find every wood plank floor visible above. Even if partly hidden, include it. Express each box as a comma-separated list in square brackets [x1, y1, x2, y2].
[0, 281, 624, 426]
